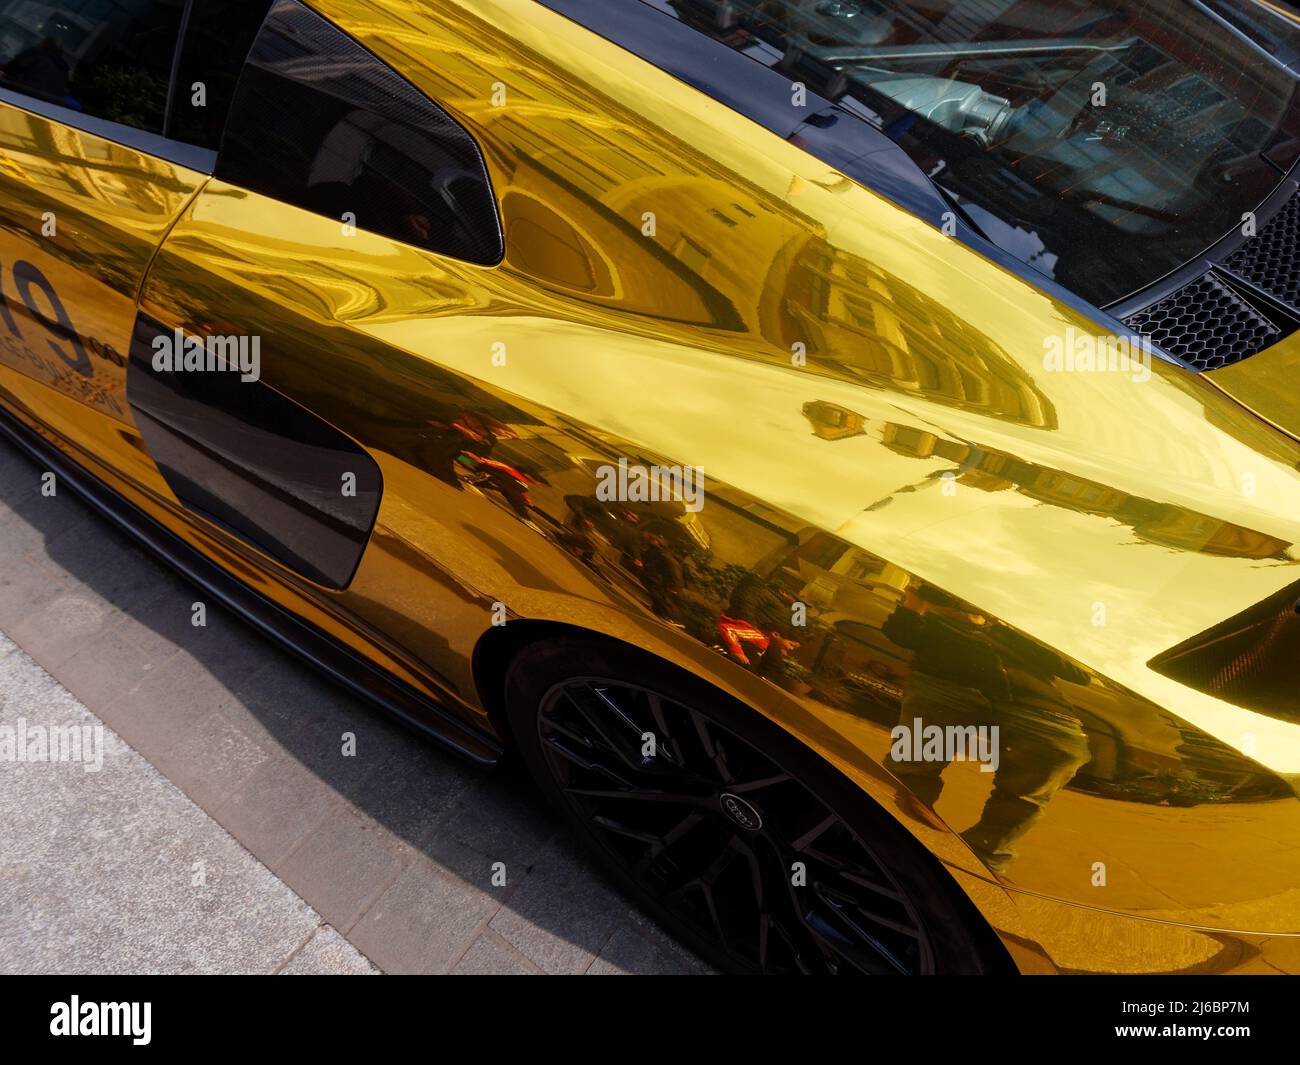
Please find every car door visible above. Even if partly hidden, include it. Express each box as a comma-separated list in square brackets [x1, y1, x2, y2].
[0, 0, 266, 496]
[123, 0, 789, 736]
[127, 0, 509, 721]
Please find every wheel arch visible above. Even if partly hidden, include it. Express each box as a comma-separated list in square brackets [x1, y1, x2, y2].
[470, 614, 1030, 971]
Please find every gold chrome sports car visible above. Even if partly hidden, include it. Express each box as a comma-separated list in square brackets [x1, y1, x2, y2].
[2, 0, 1300, 975]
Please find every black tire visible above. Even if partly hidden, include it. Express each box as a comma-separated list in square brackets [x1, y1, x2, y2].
[504, 636, 1009, 974]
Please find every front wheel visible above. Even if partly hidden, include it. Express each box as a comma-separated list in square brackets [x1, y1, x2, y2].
[505, 637, 1008, 974]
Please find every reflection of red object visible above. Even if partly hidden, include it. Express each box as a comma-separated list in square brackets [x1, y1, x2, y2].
[717, 614, 769, 666]
[447, 412, 516, 443]
[474, 456, 530, 485]
[458, 453, 535, 509]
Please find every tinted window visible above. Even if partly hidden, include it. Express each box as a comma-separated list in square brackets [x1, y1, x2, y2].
[625, 0, 1300, 306]
[0, 0, 182, 133]
[216, 0, 503, 264]
[167, 0, 274, 149]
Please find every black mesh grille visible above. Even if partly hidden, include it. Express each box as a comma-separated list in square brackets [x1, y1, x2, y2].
[1223, 192, 1300, 312]
[1122, 272, 1280, 371]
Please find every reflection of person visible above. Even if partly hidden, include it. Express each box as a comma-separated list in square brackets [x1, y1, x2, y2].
[417, 411, 503, 485]
[883, 584, 1091, 874]
[458, 454, 533, 517]
[637, 531, 687, 621]
[3, 37, 70, 101]
[304, 108, 484, 251]
[723, 572, 800, 680]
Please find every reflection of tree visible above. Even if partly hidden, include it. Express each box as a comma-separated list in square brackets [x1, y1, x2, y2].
[75, 63, 164, 131]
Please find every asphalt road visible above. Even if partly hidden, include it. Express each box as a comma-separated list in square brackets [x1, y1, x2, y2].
[0, 435, 705, 974]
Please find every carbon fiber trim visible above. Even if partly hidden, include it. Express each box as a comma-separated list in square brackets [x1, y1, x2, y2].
[1149, 577, 1300, 727]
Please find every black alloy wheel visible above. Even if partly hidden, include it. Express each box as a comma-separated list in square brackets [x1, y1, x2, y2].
[505, 637, 1007, 975]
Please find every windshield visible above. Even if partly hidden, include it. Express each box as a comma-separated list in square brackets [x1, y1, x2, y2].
[652, 0, 1300, 306]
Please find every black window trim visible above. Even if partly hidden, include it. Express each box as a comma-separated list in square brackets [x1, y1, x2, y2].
[162, 0, 198, 142]
[213, 0, 504, 265]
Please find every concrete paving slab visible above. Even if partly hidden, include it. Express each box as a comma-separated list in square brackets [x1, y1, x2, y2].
[279, 924, 381, 975]
[0, 632, 376, 975]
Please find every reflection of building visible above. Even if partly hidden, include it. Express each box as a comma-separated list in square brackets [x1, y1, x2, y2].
[407, 8, 802, 330]
[780, 243, 1059, 428]
[404, 5, 1066, 429]
[802, 400, 867, 441]
[879, 420, 1294, 560]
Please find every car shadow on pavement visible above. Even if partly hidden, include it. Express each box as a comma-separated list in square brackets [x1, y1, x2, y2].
[0, 436, 705, 974]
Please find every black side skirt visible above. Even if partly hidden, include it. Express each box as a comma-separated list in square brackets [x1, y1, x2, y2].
[0, 403, 503, 765]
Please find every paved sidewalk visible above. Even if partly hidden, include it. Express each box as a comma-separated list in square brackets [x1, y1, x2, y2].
[0, 632, 377, 974]
[0, 436, 705, 974]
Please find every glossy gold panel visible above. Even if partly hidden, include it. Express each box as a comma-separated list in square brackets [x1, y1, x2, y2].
[0, 100, 205, 495]
[6, 0, 1300, 972]
[1209, 330, 1300, 444]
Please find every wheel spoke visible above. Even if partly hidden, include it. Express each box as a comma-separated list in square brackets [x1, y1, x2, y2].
[645, 693, 684, 767]
[689, 709, 736, 785]
[803, 844, 904, 904]
[802, 887, 913, 975]
[728, 772, 792, 795]
[538, 676, 933, 974]
[562, 688, 646, 773]
[633, 812, 706, 878]
[765, 914, 815, 974]
[591, 815, 665, 846]
[541, 732, 638, 789]
[700, 882, 730, 953]
[679, 836, 742, 894]
[800, 911, 899, 975]
[586, 684, 645, 739]
[821, 885, 922, 941]
[790, 813, 837, 853]
[768, 839, 841, 973]
[563, 785, 710, 806]
[731, 835, 765, 911]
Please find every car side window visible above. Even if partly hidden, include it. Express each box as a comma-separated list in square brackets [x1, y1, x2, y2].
[166, 0, 275, 150]
[215, 0, 503, 265]
[0, 1, 182, 134]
